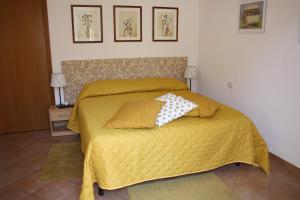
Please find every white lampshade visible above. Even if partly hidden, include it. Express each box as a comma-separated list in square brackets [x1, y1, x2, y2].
[51, 73, 67, 87]
[184, 66, 198, 79]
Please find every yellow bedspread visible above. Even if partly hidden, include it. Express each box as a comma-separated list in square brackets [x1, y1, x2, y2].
[68, 78, 270, 200]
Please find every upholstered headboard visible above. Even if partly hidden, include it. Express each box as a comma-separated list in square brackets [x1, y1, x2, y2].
[62, 57, 187, 104]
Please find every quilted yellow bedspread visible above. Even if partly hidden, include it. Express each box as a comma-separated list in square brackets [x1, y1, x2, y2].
[67, 78, 270, 200]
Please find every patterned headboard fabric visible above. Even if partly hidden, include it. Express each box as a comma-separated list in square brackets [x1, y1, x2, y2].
[61, 57, 187, 104]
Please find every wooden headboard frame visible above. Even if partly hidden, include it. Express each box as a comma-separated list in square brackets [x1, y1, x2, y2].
[61, 57, 187, 104]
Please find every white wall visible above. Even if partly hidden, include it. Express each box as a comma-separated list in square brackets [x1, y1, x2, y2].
[198, 0, 300, 167]
[47, 0, 199, 71]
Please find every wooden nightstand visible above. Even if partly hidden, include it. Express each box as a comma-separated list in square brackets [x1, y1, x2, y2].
[49, 105, 75, 136]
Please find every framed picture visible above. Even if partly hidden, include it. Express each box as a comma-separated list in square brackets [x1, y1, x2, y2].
[238, 0, 267, 33]
[113, 6, 142, 42]
[71, 5, 103, 43]
[153, 7, 178, 41]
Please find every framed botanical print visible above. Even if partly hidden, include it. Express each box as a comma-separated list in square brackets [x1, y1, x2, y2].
[153, 7, 178, 41]
[238, 0, 267, 33]
[113, 6, 142, 42]
[71, 5, 103, 43]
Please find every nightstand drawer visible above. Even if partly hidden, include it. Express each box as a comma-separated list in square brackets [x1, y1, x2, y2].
[49, 105, 74, 137]
[49, 108, 72, 121]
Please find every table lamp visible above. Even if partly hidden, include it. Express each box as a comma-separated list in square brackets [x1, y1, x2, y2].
[51, 73, 67, 108]
[184, 66, 198, 90]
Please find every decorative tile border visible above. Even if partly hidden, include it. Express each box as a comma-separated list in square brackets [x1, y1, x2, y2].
[62, 57, 187, 104]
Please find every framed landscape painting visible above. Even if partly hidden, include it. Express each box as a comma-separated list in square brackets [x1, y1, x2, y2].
[239, 0, 266, 33]
[113, 6, 142, 42]
[153, 7, 178, 41]
[71, 5, 103, 43]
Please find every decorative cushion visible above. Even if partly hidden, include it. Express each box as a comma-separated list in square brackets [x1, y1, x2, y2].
[156, 93, 198, 127]
[172, 91, 220, 117]
[103, 99, 165, 129]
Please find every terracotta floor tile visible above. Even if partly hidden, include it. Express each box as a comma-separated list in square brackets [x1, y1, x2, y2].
[23, 194, 44, 200]
[94, 186, 129, 200]
[11, 169, 50, 193]
[214, 163, 240, 189]
[34, 179, 81, 200]
[0, 155, 6, 170]
[0, 143, 23, 161]
[0, 186, 39, 200]
[0, 151, 46, 188]
[105, 188, 130, 200]
[237, 168, 270, 189]
[269, 165, 300, 192]
[233, 185, 270, 200]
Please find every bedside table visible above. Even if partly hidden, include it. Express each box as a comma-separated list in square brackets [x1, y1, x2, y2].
[49, 105, 75, 136]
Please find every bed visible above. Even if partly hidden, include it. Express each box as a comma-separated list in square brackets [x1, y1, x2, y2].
[63, 57, 270, 200]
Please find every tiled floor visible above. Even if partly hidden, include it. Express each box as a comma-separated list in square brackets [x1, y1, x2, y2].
[0, 131, 299, 200]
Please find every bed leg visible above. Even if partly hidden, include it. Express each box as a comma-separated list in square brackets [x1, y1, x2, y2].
[98, 185, 104, 196]
[235, 162, 241, 167]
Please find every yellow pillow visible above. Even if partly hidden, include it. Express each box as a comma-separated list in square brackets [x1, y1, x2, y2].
[104, 99, 165, 129]
[172, 91, 220, 117]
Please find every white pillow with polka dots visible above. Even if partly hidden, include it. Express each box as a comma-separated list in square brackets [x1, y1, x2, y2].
[155, 93, 198, 127]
